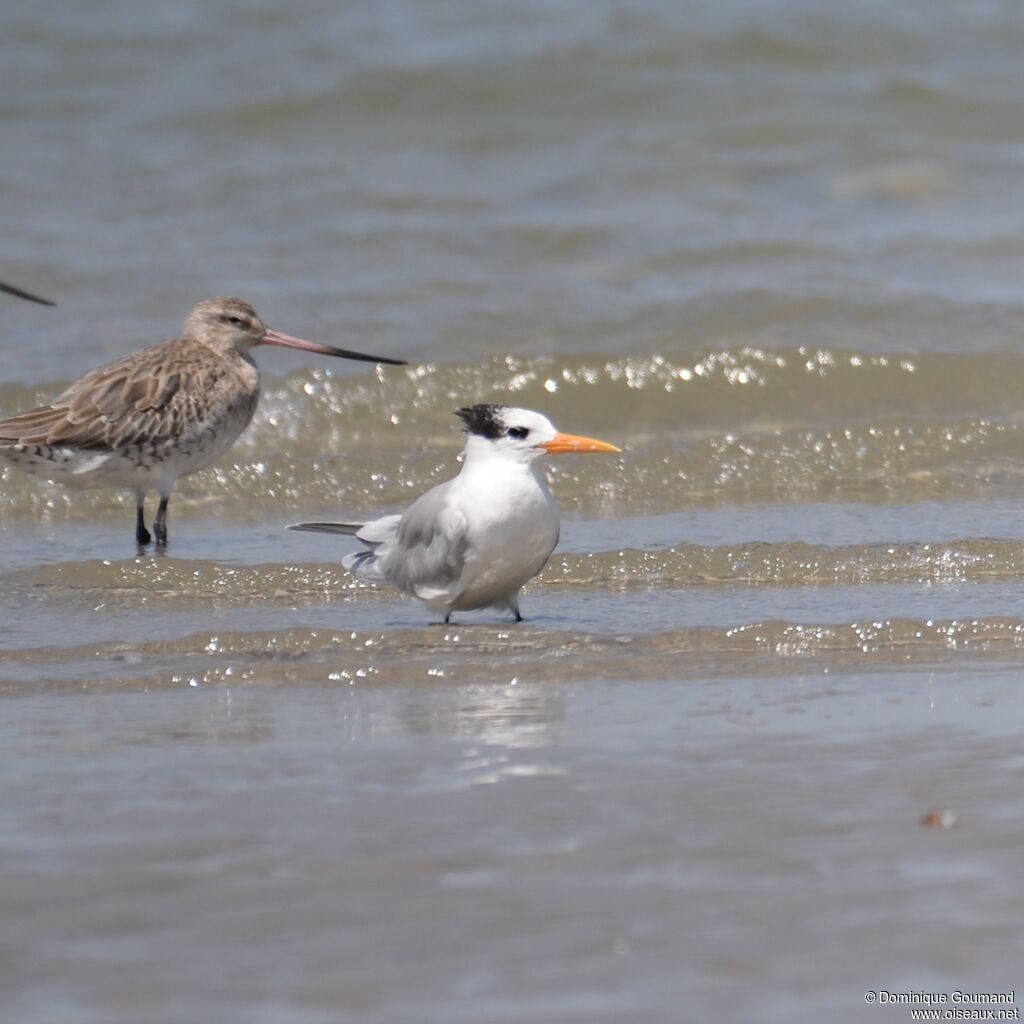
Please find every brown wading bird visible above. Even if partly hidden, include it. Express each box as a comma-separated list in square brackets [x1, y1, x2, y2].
[0, 297, 405, 547]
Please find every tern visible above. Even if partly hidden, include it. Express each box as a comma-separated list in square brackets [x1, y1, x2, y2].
[289, 404, 621, 623]
[0, 297, 405, 547]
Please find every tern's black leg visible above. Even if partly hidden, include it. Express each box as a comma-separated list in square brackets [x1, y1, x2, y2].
[135, 499, 151, 546]
[154, 495, 169, 548]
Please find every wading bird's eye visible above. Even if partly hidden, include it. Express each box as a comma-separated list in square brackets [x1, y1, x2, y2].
[507, 426, 529, 440]
[225, 315, 243, 326]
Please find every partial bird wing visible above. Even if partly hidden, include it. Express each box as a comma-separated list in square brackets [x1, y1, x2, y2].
[0, 342, 231, 451]
[0, 280, 55, 306]
[388, 485, 469, 602]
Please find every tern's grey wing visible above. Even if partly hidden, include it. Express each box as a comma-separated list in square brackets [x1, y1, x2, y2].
[386, 483, 469, 602]
[356, 515, 402, 546]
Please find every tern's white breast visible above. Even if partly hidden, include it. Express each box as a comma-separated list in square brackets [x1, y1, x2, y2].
[452, 459, 559, 608]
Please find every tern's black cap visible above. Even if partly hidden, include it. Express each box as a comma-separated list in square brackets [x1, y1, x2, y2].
[454, 404, 509, 440]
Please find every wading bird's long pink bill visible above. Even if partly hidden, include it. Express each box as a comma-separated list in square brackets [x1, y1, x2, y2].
[261, 328, 406, 366]
[541, 432, 621, 454]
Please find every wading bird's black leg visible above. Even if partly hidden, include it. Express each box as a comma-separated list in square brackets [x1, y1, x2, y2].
[444, 612, 451, 624]
[154, 495, 169, 548]
[135, 499, 151, 546]
[514, 611, 523, 623]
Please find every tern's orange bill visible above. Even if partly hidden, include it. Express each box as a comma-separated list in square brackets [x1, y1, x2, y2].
[540, 431, 621, 454]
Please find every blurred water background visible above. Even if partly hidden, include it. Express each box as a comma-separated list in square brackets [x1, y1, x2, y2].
[3, 1, 1024, 1021]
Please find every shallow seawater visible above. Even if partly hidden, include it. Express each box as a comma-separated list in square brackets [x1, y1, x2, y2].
[4, 0, 1024, 1021]
[4, 671, 1024, 1024]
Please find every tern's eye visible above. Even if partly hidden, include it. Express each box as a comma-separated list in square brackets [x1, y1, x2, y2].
[507, 426, 529, 440]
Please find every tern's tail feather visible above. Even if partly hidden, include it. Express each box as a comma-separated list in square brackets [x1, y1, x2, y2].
[342, 549, 387, 583]
[289, 514, 401, 585]
[287, 522, 364, 536]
